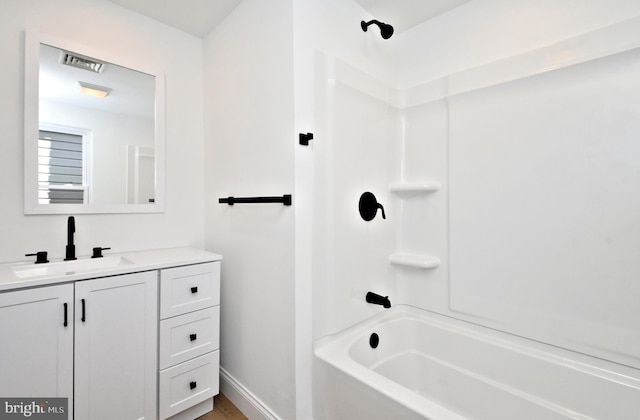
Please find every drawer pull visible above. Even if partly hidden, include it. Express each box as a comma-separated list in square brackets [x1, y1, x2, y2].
[190, 333, 197, 341]
[190, 381, 197, 390]
[191, 286, 198, 294]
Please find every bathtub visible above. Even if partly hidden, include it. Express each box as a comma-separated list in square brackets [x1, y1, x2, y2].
[313, 305, 640, 420]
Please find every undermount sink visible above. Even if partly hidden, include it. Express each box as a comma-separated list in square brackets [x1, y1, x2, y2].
[12, 256, 132, 279]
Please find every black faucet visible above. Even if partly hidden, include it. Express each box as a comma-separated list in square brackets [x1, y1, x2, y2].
[64, 216, 77, 261]
[366, 291, 391, 308]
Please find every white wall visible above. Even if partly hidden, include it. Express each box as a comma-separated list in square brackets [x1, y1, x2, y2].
[203, 0, 296, 418]
[0, 0, 205, 262]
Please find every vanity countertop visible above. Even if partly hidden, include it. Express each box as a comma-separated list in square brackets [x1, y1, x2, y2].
[0, 247, 222, 292]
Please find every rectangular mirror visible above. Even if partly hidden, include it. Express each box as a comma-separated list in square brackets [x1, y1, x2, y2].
[24, 30, 165, 214]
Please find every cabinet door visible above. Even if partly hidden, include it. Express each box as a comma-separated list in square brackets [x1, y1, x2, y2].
[74, 272, 157, 420]
[0, 284, 73, 418]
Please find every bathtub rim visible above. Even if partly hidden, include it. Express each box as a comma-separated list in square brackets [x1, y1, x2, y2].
[314, 306, 469, 419]
[313, 304, 640, 419]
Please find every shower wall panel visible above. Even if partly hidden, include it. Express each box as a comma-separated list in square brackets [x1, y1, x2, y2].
[448, 45, 640, 369]
[312, 54, 400, 338]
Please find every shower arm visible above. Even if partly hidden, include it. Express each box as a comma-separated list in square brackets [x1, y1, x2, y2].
[361, 19, 383, 31]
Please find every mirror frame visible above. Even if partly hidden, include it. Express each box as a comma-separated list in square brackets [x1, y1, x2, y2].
[24, 29, 165, 214]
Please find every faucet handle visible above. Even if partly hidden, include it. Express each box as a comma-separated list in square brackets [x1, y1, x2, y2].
[91, 247, 111, 258]
[26, 251, 49, 264]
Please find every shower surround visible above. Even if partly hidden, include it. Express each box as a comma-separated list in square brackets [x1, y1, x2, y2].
[310, 9, 640, 419]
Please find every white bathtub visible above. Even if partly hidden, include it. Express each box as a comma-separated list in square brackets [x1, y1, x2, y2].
[313, 305, 640, 420]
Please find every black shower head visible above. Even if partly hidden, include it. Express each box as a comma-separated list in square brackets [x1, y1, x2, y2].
[361, 19, 394, 39]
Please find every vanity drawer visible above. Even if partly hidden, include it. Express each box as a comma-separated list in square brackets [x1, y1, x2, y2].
[160, 262, 220, 319]
[159, 306, 220, 369]
[159, 350, 219, 420]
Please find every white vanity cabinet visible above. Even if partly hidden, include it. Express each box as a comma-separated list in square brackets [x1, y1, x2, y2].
[0, 272, 157, 420]
[0, 247, 221, 420]
[158, 262, 220, 420]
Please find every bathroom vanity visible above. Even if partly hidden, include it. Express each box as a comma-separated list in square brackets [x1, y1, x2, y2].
[0, 247, 221, 420]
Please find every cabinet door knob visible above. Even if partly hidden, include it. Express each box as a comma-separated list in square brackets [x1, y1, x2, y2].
[189, 381, 197, 390]
[63, 302, 68, 327]
[190, 333, 197, 341]
[190, 286, 198, 294]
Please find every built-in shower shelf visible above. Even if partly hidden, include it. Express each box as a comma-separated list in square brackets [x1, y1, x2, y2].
[389, 182, 440, 194]
[389, 253, 440, 269]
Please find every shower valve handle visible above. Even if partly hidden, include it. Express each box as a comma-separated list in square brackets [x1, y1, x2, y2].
[359, 192, 386, 221]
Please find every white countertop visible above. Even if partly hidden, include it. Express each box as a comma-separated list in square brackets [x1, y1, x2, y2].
[0, 247, 222, 292]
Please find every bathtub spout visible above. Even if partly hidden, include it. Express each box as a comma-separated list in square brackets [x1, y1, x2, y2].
[366, 292, 391, 308]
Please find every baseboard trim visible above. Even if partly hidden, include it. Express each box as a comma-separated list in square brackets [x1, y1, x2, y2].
[220, 367, 279, 420]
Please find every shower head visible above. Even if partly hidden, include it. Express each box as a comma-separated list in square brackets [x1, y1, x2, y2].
[361, 19, 394, 39]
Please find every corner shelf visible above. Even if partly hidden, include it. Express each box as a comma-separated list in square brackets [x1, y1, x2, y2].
[389, 181, 440, 269]
[389, 181, 440, 194]
[389, 253, 440, 269]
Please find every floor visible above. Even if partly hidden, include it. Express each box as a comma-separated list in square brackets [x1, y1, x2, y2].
[198, 393, 247, 420]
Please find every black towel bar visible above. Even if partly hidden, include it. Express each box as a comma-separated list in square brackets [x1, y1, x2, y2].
[219, 195, 292, 206]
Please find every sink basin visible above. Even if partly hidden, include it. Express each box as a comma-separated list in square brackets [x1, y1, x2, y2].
[12, 256, 132, 279]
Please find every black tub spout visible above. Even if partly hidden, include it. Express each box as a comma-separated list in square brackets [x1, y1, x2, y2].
[366, 291, 391, 308]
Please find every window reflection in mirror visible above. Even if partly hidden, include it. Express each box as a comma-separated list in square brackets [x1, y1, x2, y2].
[38, 126, 88, 204]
